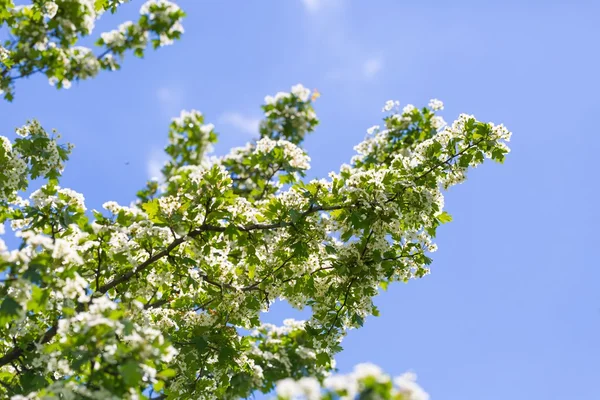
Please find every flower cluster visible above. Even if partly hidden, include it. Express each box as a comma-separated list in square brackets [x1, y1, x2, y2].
[0, 121, 71, 202]
[261, 84, 319, 143]
[255, 137, 311, 170]
[162, 110, 217, 178]
[140, 0, 185, 46]
[0, 46, 10, 65]
[276, 363, 429, 400]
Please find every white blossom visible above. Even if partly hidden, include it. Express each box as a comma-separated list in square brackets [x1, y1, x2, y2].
[291, 83, 311, 102]
[43, 2, 59, 19]
[428, 98, 444, 111]
[382, 100, 399, 112]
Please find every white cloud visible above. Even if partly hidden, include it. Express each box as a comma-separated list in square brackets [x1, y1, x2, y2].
[146, 147, 167, 181]
[363, 57, 384, 79]
[219, 112, 261, 135]
[300, 1, 384, 85]
[301, 0, 341, 14]
[302, 0, 321, 13]
[325, 56, 385, 82]
[156, 86, 184, 117]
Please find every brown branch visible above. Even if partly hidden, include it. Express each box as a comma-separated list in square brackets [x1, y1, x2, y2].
[326, 277, 356, 335]
[242, 254, 295, 292]
[0, 324, 57, 368]
[385, 138, 484, 204]
[257, 164, 281, 201]
[414, 137, 485, 182]
[144, 298, 169, 310]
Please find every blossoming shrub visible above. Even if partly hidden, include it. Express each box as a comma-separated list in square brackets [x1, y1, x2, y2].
[0, 82, 511, 398]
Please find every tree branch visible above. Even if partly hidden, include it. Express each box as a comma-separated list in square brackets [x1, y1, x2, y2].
[326, 277, 356, 336]
[0, 138, 484, 367]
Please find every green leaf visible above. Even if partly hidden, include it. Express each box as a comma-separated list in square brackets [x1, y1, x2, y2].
[341, 229, 353, 242]
[492, 148, 506, 163]
[292, 241, 308, 257]
[0, 296, 21, 325]
[153, 380, 165, 392]
[225, 223, 238, 239]
[28, 286, 50, 313]
[120, 360, 143, 387]
[157, 368, 177, 379]
[116, 209, 128, 225]
[350, 212, 362, 229]
[372, 305, 380, 317]
[289, 209, 301, 224]
[95, 0, 107, 13]
[458, 153, 473, 168]
[248, 263, 256, 279]
[316, 352, 330, 367]
[352, 313, 364, 327]
[279, 173, 295, 185]
[192, 336, 208, 352]
[438, 211, 452, 224]
[19, 371, 48, 391]
[23, 264, 43, 284]
[142, 199, 162, 223]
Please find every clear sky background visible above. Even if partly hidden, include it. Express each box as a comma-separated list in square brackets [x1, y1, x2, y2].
[2, 0, 600, 398]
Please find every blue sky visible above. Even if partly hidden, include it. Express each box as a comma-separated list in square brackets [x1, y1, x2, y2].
[2, 0, 600, 398]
